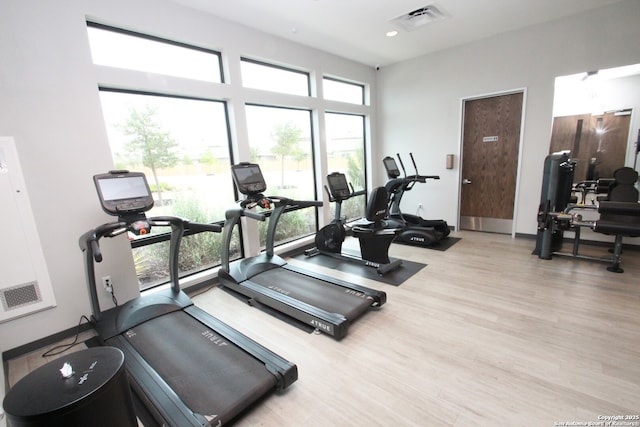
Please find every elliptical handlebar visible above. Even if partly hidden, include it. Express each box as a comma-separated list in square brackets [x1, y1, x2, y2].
[407, 174, 440, 182]
[397, 152, 408, 177]
[388, 153, 440, 193]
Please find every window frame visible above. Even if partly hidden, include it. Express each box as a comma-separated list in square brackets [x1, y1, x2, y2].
[87, 21, 225, 83]
[323, 76, 366, 105]
[240, 57, 312, 97]
[243, 103, 320, 245]
[324, 111, 368, 221]
[87, 20, 374, 290]
[96, 86, 239, 286]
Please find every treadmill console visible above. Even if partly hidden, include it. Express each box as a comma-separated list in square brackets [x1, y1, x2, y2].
[231, 162, 267, 195]
[383, 156, 401, 179]
[94, 170, 154, 216]
[327, 172, 350, 200]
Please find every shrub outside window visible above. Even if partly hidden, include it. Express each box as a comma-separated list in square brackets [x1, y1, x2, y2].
[245, 104, 316, 247]
[98, 90, 236, 289]
[325, 112, 366, 221]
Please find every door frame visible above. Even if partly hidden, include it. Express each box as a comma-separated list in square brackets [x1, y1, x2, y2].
[457, 88, 528, 237]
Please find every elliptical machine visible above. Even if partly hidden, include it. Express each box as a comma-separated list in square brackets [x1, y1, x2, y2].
[305, 172, 403, 275]
[383, 153, 450, 247]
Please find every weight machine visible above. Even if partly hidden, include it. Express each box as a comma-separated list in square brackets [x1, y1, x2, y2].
[534, 152, 640, 273]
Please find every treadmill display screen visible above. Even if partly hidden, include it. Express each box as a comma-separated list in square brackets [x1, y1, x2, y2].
[232, 163, 267, 195]
[383, 157, 400, 178]
[327, 173, 350, 199]
[94, 171, 154, 216]
[98, 176, 150, 201]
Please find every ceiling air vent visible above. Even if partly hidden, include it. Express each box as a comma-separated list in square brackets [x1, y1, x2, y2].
[390, 4, 448, 32]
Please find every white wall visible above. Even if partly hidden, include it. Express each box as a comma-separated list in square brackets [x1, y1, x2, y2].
[376, 0, 640, 235]
[0, 0, 135, 355]
[0, 0, 374, 354]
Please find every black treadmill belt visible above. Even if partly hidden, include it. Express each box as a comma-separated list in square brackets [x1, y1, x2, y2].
[114, 310, 277, 425]
[250, 268, 373, 320]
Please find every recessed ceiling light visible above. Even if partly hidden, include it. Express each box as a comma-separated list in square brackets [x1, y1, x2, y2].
[386, 30, 399, 37]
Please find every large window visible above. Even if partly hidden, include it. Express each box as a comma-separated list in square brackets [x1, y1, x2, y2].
[241, 58, 310, 96]
[88, 22, 235, 289]
[88, 22, 373, 289]
[245, 105, 316, 246]
[323, 77, 365, 105]
[87, 22, 222, 83]
[325, 113, 366, 221]
[98, 90, 236, 289]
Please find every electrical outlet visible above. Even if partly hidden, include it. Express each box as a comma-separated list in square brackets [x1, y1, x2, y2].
[418, 203, 423, 209]
[101, 275, 112, 293]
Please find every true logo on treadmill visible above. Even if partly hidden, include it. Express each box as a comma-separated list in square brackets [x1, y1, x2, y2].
[268, 285, 290, 295]
[344, 289, 366, 298]
[410, 236, 425, 242]
[309, 319, 332, 332]
[202, 330, 229, 347]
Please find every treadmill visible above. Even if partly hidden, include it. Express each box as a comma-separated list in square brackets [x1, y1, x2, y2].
[218, 162, 387, 340]
[79, 170, 297, 427]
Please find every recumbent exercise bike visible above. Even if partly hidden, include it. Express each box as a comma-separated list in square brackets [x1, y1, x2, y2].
[305, 172, 403, 275]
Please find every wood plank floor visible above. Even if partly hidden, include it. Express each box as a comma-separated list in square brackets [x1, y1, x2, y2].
[6, 231, 640, 426]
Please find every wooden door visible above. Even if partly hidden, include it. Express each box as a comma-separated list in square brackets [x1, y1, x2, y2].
[549, 111, 631, 182]
[548, 114, 594, 181]
[460, 92, 523, 234]
[590, 112, 631, 179]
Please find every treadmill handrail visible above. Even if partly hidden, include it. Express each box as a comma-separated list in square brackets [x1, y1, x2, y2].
[80, 215, 220, 322]
[220, 205, 267, 271]
[220, 195, 321, 268]
[268, 196, 323, 210]
[265, 197, 322, 257]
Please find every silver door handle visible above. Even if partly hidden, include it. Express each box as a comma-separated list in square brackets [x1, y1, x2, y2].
[463, 179, 472, 185]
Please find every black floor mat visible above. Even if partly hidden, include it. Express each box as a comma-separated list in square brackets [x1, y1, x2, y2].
[292, 252, 426, 286]
[393, 236, 461, 251]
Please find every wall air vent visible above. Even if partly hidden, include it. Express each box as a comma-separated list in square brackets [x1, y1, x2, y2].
[390, 4, 448, 32]
[1, 281, 42, 311]
[1, 136, 56, 323]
